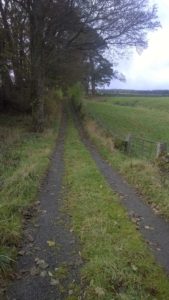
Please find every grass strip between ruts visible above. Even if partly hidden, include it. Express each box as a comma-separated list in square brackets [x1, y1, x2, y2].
[64, 117, 169, 300]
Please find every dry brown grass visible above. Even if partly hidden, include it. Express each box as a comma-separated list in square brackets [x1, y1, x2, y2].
[85, 118, 114, 152]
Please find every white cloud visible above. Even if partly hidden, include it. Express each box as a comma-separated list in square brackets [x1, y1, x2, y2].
[110, 0, 169, 90]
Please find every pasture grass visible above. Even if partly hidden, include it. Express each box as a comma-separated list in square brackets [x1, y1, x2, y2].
[84, 96, 169, 218]
[85, 97, 169, 141]
[109, 96, 169, 112]
[91, 96, 169, 112]
[0, 113, 59, 277]
[64, 117, 169, 300]
[84, 119, 169, 220]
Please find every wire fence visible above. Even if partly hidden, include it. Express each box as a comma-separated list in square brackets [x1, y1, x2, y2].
[86, 112, 169, 161]
[129, 136, 158, 160]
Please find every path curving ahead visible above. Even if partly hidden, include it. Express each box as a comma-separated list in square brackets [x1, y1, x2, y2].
[6, 113, 82, 300]
[73, 113, 169, 275]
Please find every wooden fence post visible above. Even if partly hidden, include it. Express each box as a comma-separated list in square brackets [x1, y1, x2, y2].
[156, 142, 167, 158]
[125, 134, 132, 154]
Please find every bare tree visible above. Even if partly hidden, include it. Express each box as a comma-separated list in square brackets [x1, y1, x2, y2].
[0, 0, 160, 130]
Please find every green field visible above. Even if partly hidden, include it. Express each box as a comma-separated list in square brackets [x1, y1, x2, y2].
[84, 96, 169, 220]
[102, 96, 169, 112]
[85, 97, 169, 142]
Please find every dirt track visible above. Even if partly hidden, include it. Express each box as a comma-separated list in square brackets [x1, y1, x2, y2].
[5, 111, 169, 299]
[6, 113, 82, 300]
[74, 113, 169, 274]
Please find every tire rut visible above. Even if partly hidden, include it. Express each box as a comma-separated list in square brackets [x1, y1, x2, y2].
[73, 113, 169, 275]
[5, 112, 82, 300]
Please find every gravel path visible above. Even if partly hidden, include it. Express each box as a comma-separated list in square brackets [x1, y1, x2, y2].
[73, 114, 169, 275]
[6, 113, 82, 300]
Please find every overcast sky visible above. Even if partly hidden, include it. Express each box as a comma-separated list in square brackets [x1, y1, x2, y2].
[110, 0, 169, 90]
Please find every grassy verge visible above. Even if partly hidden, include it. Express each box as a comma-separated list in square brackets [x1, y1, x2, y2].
[84, 118, 169, 220]
[0, 113, 59, 277]
[64, 118, 169, 300]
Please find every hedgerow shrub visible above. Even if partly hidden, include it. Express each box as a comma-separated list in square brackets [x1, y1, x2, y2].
[68, 82, 85, 114]
[44, 87, 63, 124]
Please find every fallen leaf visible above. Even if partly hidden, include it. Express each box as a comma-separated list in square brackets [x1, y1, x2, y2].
[69, 290, 74, 295]
[47, 240, 56, 247]
[30, 266, 39, 276]
[35, 258, 49, 269]
[48, 271, 53, 277]
[27, 234, 34, 242]
[50, 278, 59, 286]
[18, 250, 25, 256]
[145, 225, 154, 230]
[35, 201, 40, 206]
[35, 257, 39, 262]
[34, 224, 40, 228]
[40, 271, 47, 278]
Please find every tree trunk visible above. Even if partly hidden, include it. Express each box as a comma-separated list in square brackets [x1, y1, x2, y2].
[89, 56, 96, 95]
[29, 0, 45, 132]
[91, 77, 96, 95]
[32, 72, 45, 132]
[0, 69, 14, 110]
